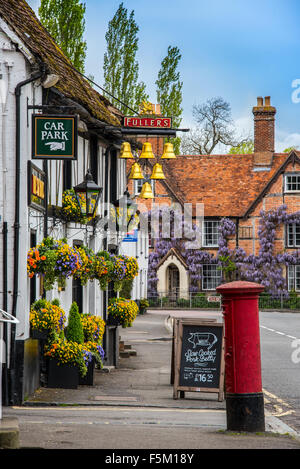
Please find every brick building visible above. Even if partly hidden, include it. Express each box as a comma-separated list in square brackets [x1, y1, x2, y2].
[127, 97, 300, 297]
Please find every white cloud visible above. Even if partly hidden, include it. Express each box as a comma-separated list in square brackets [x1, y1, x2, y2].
[275, 131, 300, 152]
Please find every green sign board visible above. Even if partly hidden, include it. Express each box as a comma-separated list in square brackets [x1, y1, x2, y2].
[32, 114, 78, 160]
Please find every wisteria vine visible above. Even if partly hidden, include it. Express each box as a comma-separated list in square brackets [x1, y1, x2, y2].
[147, 205, 300, 298]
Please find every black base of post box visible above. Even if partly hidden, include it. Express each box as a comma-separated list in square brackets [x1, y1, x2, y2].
[226, 392, 265, 432]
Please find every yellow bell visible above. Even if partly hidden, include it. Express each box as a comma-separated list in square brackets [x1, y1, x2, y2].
[150, 163, 166, 180]
[160, 142, 176, 159]
[139, 182, 154, 199]
[129, 162, 144, 180]
[139, 142, 155, 159]
[119, 142, 133, 158]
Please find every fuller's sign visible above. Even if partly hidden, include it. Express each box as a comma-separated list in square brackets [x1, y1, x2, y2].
[32, 114, 78, 160]
[28, 161, 47, 212]
[123, 116, 172, 129]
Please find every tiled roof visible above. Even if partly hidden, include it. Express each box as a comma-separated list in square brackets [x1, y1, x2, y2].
[0, 0, 121, 126]
[161, 153, 290, 217]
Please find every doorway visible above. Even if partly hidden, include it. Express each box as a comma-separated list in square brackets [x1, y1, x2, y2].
[72, 241, 83, 313]
[30, 230, 37, 306]
[167, 264, 180, 299]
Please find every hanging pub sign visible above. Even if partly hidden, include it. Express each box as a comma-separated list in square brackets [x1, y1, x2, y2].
[32, 114, 78, 160]
[123, 116, 172, 129]
[28, 161, 47, 212]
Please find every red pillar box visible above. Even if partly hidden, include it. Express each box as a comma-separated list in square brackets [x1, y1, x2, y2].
[216, 281, 265, 432]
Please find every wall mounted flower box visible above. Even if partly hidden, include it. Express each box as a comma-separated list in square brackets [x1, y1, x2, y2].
[47, 358, 78, 389]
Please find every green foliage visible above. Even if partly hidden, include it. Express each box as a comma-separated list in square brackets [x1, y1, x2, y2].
[103, 2, 148, 114]
[139, 298, 149, 309]
[39, 0, 87, 73]
[156, 46, 183, 154]
[65, 301, 84, 344]
[120, 279, 133, 299]
[229, 140, 254, 154]
[283, 146, 299, 153]
[51, 298, 60, 307]
[218, 255, 236, 281]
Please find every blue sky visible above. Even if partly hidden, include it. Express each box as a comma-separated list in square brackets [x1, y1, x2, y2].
[28, 0, 300, 151]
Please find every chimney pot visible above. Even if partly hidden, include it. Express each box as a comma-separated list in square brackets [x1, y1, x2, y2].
[252, 96, 276, 154]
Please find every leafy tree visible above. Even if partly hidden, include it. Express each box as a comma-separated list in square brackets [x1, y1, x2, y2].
[103, 3, 148, 114]
[39, 0, 87, 73]
[156, 46, 183, 154]
[283, 146, 299, 153]
[65, 301, 84, 344]
[229, 139, 254, 154]
[181, 97, 243, 155]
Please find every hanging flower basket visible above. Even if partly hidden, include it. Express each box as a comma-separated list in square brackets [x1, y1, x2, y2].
[107, 298, 139, 328]
[61, 189, 87, 224]
[27, 238, 58, 290]
[54, 240, 82, 288]
[27, 237, 83, 291]
[110, 255, 127, 292]
[93, 251, 114, 290]
[73, 245, 95, 286]
[123, 256, 139, 281]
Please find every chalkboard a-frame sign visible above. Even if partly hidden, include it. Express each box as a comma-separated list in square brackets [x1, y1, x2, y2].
[173, 319, 225, 401]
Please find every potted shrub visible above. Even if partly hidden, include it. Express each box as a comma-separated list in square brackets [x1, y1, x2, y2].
[107, 298, 139, 328]
[65, 302, 84, 344]
[44, 338, 87, 389]
[139, 298, 149, 315]
[30, 299, 66, 340]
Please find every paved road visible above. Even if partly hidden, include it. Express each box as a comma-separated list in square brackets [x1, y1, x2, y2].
[4, 406, 300, 450]
[260, 311, 300, 433]
[2, 309, 300, 450]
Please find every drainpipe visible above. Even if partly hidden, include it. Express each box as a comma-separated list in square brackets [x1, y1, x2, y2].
[9, 71, 43, 404]
[235, 218, 239, 280]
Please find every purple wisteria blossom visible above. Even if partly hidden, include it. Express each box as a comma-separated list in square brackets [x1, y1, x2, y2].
[148, 205, 300, 298]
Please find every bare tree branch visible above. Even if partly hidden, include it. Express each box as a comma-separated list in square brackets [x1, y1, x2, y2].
[181, 97, 245, 155]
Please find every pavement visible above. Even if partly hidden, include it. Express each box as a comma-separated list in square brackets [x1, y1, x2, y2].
[4, 308, 300, 449]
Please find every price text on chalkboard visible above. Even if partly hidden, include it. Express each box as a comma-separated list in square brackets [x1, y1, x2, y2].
[173, 319, 224, 401]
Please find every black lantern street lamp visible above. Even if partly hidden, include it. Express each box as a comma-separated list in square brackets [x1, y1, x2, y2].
[113, 189, 139, 232]
[74, 169, 103, 218]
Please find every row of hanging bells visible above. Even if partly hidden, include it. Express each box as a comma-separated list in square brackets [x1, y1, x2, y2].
[128, 162, 166, 180]
[120, 141, 176, 199]
[120, 141, 176, 160]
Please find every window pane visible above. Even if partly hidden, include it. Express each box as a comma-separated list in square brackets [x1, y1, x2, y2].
[202, 264, 222, 290]
[295, 225, 300, 247]
[288, 265, 294, 291]
[204, 221, 220, 246]
[287, 224, 300, 247]
[288, 224, 294, 247]
[286, 175, 300, 191]
[295, 266, 300, 291]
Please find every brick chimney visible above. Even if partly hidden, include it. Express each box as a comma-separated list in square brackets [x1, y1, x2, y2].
[252, 96, 276, 165]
